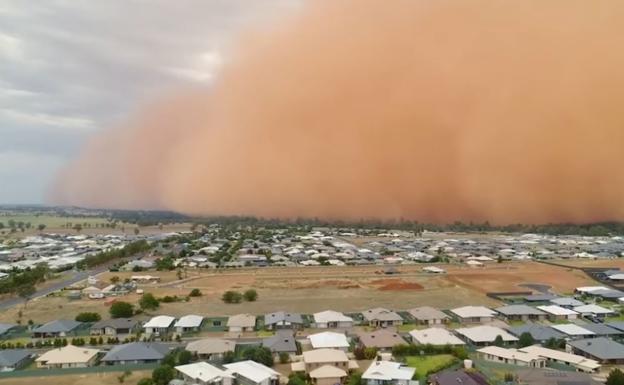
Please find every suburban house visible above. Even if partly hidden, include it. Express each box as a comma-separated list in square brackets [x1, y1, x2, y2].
[567, 337, 624, 364]
[450, 306, 496, 323]
[573, 304, 615, 319]
[0, 350, 32, 371]
[361, 308, 403, 328]
[90, 318, 140, 337]
[409, 328, 465, 346]
[455, 325, 519, 346]
[312, 310, 354, 329]
[362, 361, 416, 385]
[407, 307, 448, 325]
[515, 368, 602, 385]
[308, 331, 350, 350]
[581, 323, 624, 338]
[175, 362, 233, 385]
[550, 297, 584, 308]
[507, 324, 565, 342]
[32, 320, 82, 338]
[357, 329, 407, 351]
[429, 369, 490, 385]
[174, 315, 204, 333]
[185, 338, 236, 360]
[291, 348, 359, 385]
[495, 305, 546, 321]
[224, 360, 280, 385]
[477, 346, 546, 368]
[550, 324, 595, 339]
[264, 311, 304, 330]
[143, 315, 175, 337]
[227, 314, 256, 333]
[101, 342, 169, 365]
[263, 330, 298, 357]
[35, 345, 100, 369]
[537, 305, 579, 321]
[519, 345, 601, 372]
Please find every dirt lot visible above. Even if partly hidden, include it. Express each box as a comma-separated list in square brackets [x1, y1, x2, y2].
[0, 261, 598, 324]
[0, 370, 151, 385]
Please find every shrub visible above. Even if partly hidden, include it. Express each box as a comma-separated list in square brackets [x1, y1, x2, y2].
[189, 289, 202, 297]
[243, 289, 258, 302]
[110, 301, 134, 318]
[222, 291, 243, 304]
[75, 312, 102, 322]
[139, 293, 160, 310]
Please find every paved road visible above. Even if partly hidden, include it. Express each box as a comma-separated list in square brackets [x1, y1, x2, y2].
[0, 266, 108, 310]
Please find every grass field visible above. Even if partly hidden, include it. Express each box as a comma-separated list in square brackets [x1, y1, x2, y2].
[405, 354, 457, 380]
[0, 370, 151, 385]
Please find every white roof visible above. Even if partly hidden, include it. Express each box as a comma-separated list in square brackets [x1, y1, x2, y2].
[174, 315, 204, 328]
[362, 361, 415, 381]
[176, 362, 232, 382]
[313, 310, 353, 323]
[309, 365, 348, 379]
[576, 286, 609, 293]
[537, 305, 578, 316]
[309, 331, 349, 349]
[520, 345, 601, 370]
[144, 315, 175, 328]
[550, 324, 595, 336]
[573, 304, 615, 315]
[409, 328, 465, 346]
[477, 346, 543, 363]
[224, 360, 280, 383]
[450, 306, 496, 318]
[455, 325, 518, 343]
[36, 345, 100, 365]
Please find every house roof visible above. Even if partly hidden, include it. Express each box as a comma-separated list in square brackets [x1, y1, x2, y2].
[407, 306, 448, 321]
[573, 304, 615, 315]
[537, 305, 578, 316]
[0, 323, 17, 335]
[607, 321, 624, 332]
[313, 310, 353, 323]
[0, 350, 31, 367]
[450, 306, 496, 318]
[409, 328, 465, 346]
[455, 325, 518, 343]
[36, 345, 99, 365]
[495, 305, 545, 316]
[508, 324, 565, 341]
[175, 362, 232, 382]
[303, 348, 349, 363]
[430, 369, 489, 385]
[224, 360, 280, 383]
[519, 345, 601, 370]
[309, 365, 347, 379]
[358, 329, 406, 349]
[174, 315, 204, 328]
[477, 346, 543, 363]
[515, 368, 601, 385]
[143, 315, 175, 328]
[91, 318, 139, 330]
[362, 361, 415, 381]
[102, 342, 169, 362]
[227, 314, 256, 328]
[309, 331, 349, 349]
[568, 337, 624, 360]
[33, 320, 81, 334]
[550, 297, 585, 307]
[580, 323, 624, 336]
[263, 330, 297, 353]
[185, 338, 235, 355]
[362, 308, 402, 322]
[550, 324, 594, 337]
[264, 311, 303, 325]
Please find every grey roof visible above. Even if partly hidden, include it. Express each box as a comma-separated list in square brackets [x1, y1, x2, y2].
[430, 369, 489, 385]
[580, 324, 624, 337]
[408, 306, 448, 321]
[524, 294, 557, 302]
[91, 318, 139, 330]
[590, 289, 624, 299]
[549, 297, 584, 307]
[568, 337, 624, 360]
[0, 323, 17, 335]
[262, 330, 297, 353]
[0, 350, 31, 367]
[102, 342, 170, 362]
[264, 311, 303, 326]
[33, 320, 81, 333]
[496, 305, 545, 316]
[508, 324, 565, 341]
[607, 322, 624, 332]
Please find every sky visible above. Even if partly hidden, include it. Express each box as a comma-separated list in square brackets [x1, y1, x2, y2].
[0, 0, 298, 204]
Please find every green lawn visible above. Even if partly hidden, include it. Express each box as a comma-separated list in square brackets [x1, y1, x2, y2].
[257, 330, 275, 337]
[405, 354, 458, 380]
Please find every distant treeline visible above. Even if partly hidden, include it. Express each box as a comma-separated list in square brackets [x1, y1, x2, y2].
[77, 240, 151, 269]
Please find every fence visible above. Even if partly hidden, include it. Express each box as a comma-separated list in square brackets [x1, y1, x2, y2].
[0, 362, 159, 379]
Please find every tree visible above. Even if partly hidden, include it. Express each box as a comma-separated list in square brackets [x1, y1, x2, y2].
[279, 352, 290, 364]
[37, 224, 46, 232]
[110, 276, 120, 284]
[152, 365, 174, 385]
[348, 372, 362, 385]
[75, 312, 101, 322]
[110, 301, 134, 318]
[189, 289, 202, 297]
[134, 227, 140, 235]
[17, 284, 36, 307]
[497, 255, 503, 263]
[287, 373, 307, 385]
[222, 291, 243, 304]
[240, 346, 274, 367]
[139, 293, 160, 311]
[137, 379, 153, 385]
[493, 335, 504, 347]
[518, 332, 535, 348]
[607, 368, 624, 385]
[243, 289, 258, 302]
[177, 350, 193, 365]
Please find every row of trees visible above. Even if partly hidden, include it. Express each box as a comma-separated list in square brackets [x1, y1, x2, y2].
[78, 240, 151, 269]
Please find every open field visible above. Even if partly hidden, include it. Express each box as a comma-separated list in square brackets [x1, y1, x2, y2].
[0, 370, 151, 385]
[405, 354, 457, 379]
[0, 261, 599, 323]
